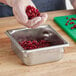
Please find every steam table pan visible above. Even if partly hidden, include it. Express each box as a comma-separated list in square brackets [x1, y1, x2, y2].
[6, 25, 69, 65]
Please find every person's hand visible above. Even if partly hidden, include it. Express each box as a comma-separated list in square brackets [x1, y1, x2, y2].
[6, 0, 48, 28]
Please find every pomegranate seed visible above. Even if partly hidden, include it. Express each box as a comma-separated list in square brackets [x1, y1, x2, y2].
[70, 22, 74, 24]
[71, 25, 76, 29]
[65, 23, 68, 25]
[66, 17, 68, 19]
[26, 5, 40, 19]
[67, 21, 69, 23]
[72, 18, 76, 20]
[69, 18, 72, 21]
[71, 27, 74, 30]
[73, 25, 76, 28]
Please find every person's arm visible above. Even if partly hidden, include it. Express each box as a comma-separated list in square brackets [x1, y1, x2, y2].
[0, 0, 7, 4]
[70, 0, 76, 8]
[0, 0, 48, 28]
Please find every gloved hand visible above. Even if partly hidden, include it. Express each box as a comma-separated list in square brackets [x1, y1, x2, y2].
[6, 0, 48, 28]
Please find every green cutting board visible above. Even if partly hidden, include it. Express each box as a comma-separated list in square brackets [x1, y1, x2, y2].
[54, 14, 76, 42]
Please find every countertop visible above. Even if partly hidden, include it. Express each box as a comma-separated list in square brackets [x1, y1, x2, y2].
[0, 10, 76, 76]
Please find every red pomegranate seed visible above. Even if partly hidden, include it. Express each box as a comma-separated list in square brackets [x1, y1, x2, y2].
[65, 23, 68, 25]
[72, 18, 76, 20]
[69, 18, 72, 21]
[71, 27, 74, 30]
[70, 22, 75, 24]
[26, 5, 40, 19]
[67, 21, 69, 23]
[66, 17, 68, 19]
[71, 25, 76, 29]
[72, 22, 75, 24]
[73, 25, 76, 28]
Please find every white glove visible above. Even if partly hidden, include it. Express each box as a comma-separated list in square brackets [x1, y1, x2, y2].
[6, 0, 48, 28]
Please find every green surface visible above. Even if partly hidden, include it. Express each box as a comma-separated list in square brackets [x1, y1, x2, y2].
[54, 14, 76, 42]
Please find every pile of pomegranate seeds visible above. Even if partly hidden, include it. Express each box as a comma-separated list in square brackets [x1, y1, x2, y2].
[65, 17, 76, 29]
[19, 40, 51, 50]
[26, 5, 40, 19]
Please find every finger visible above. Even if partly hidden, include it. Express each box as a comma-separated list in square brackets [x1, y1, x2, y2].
[31, 19, 44, 28]
[40, 13, 48, 23]
[25, 17, 41, 26]
[31, 13, 48, 28]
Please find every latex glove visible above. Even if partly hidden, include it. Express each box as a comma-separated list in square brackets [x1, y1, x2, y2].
[6, 0, 48, 28]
